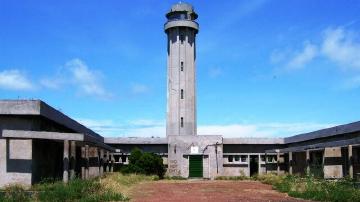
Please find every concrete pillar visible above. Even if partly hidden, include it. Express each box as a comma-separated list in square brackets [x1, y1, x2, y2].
[100, 149, 104, 176]
[258, 154, 261, 175]
[277, 152, 280, 175]
[289, 152, 293, 175]
[306, 150, 310, 175]
[106, 151, 110, 172]
[85, 145, 89, 179]
[349, 145, 353, 179]
[110, 154, 114, 173]
[63, 140, 69, 183]
[81, 146, 85, 179]
[70, 141, 76, 180]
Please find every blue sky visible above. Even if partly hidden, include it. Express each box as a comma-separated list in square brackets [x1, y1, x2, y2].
[1, 0, 360, 137]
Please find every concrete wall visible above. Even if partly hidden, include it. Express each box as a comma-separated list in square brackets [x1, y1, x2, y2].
[0, 139, 32, 188]
[167, 135, 223, 179]
[88, 147, 99, 178]
[222, 154, 249, 176]
[166, 26, 197, 136]
[0, 115, 74, 138]
[324, 147, 343, 179]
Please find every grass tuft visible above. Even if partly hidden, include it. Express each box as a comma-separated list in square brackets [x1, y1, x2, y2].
[253, 174, 360, 202]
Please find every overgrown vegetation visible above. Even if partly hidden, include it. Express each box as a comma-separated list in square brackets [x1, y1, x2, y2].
[121, 148, 166, 178]
[102, 173, 159, 196]
[254, 174, 360, 202]
[0, 174, 157, 201]
[0, 185, 31, 202]
[215, 175, 249, 180]
[164, 176, 187, 180]
[34, 178, 128, 202]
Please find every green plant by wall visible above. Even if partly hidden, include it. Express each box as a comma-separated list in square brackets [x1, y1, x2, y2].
[122, 148, 166, 178]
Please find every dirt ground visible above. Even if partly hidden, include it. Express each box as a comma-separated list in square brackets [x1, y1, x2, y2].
[129, 180, 309, 202]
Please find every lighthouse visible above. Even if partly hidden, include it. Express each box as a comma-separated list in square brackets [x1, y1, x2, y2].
[165, 2, 198, 136]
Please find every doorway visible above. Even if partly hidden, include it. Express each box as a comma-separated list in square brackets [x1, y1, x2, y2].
[189, 155, 203, 178]
[250, 155, 259, 176]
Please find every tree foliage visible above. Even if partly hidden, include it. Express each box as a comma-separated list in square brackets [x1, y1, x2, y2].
[123, 148, 166, 178]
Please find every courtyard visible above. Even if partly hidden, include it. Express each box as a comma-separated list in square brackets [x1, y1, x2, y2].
[129, 180, 307, 202]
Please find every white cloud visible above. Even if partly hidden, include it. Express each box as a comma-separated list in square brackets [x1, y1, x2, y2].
[41, 58, 112, 99]
[198, 122, 335, 138]
[128, 119, 163, 127]
[0, 69, 34, 90]
[322, 27, 360, 70]
[76, 118, 165, 137]
[131, 83, 149, 94]
[271, 27, 360, 73]
[77, 117, 334, 138]
[66, 59, 111, 98]
[120, 126, 165, 137]
[286, 42, 318, 69]
[40, 78, 64, 89]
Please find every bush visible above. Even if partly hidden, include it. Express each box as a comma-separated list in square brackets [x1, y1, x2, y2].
[0, 185, 31, 202]
[215, 176, 249, 180]
[35, 178, 128, 202]
[254, 174, 360, 202]
[122, 148, 166, 178]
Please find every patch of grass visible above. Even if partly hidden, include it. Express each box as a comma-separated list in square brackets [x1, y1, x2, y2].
[101, 173, 158, 197]
[164, 176, 188, 180]
[215, 175, 250, 180]
[0, 185, 31, 202]
[0, 177, 129, 201]
[34, 178, 128, 202]
[254, 174, 360, 202]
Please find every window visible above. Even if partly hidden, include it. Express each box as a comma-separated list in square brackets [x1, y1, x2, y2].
[234, 155, 240, 162]
[180, 117, 184, 127]
[228, 155, 233, 162]
[121, 156, 126, 163]
[180, 34, 184, 44]
[241, 155, 247, 163]
[181, 89, 184, 99]
[261, 155, 266, 162]
[181, 61, 184, 71]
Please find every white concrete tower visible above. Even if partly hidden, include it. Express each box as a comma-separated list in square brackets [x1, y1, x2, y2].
[165, 3, 198, 136]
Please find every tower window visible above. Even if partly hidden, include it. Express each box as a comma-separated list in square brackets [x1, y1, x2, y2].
[180, 117, 184, 128]
[180, 34, 184, 44]
[180, 62, 184, 71]
[181, 89, 184, 99]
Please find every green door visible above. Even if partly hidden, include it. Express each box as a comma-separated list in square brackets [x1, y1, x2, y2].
[189, 155, 203, 178]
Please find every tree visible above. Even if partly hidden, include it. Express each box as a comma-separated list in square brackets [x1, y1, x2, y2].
[123, 148, 166, 178]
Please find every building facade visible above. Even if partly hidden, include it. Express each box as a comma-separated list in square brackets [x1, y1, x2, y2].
[1, 2, 360, 187]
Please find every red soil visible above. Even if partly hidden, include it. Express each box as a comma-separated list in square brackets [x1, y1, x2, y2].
[129, 180, 310, 202]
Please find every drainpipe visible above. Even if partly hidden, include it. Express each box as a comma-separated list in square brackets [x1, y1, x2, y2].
[215, 142, 219, 174]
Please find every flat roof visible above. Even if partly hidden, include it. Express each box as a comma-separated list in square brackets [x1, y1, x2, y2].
[0, 100, 103, 142]
[284, 121, 360, 144]
[223, 138, 284, 145]
[105, 137, 167, 144]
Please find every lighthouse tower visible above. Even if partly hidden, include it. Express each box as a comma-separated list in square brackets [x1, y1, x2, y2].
[165, 2, 198, 136]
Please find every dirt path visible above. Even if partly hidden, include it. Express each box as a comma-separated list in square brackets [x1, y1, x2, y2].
[129, 180, 309, 202]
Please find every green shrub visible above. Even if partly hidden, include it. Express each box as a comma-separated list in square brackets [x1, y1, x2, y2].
[255, 174, 360, 202]
[0, 185, 31, 202]
[215, 176, 249, 180]
[36, 178, 128, 202]
[122, 148, 166, 178]
[164, 176, 187, 180]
